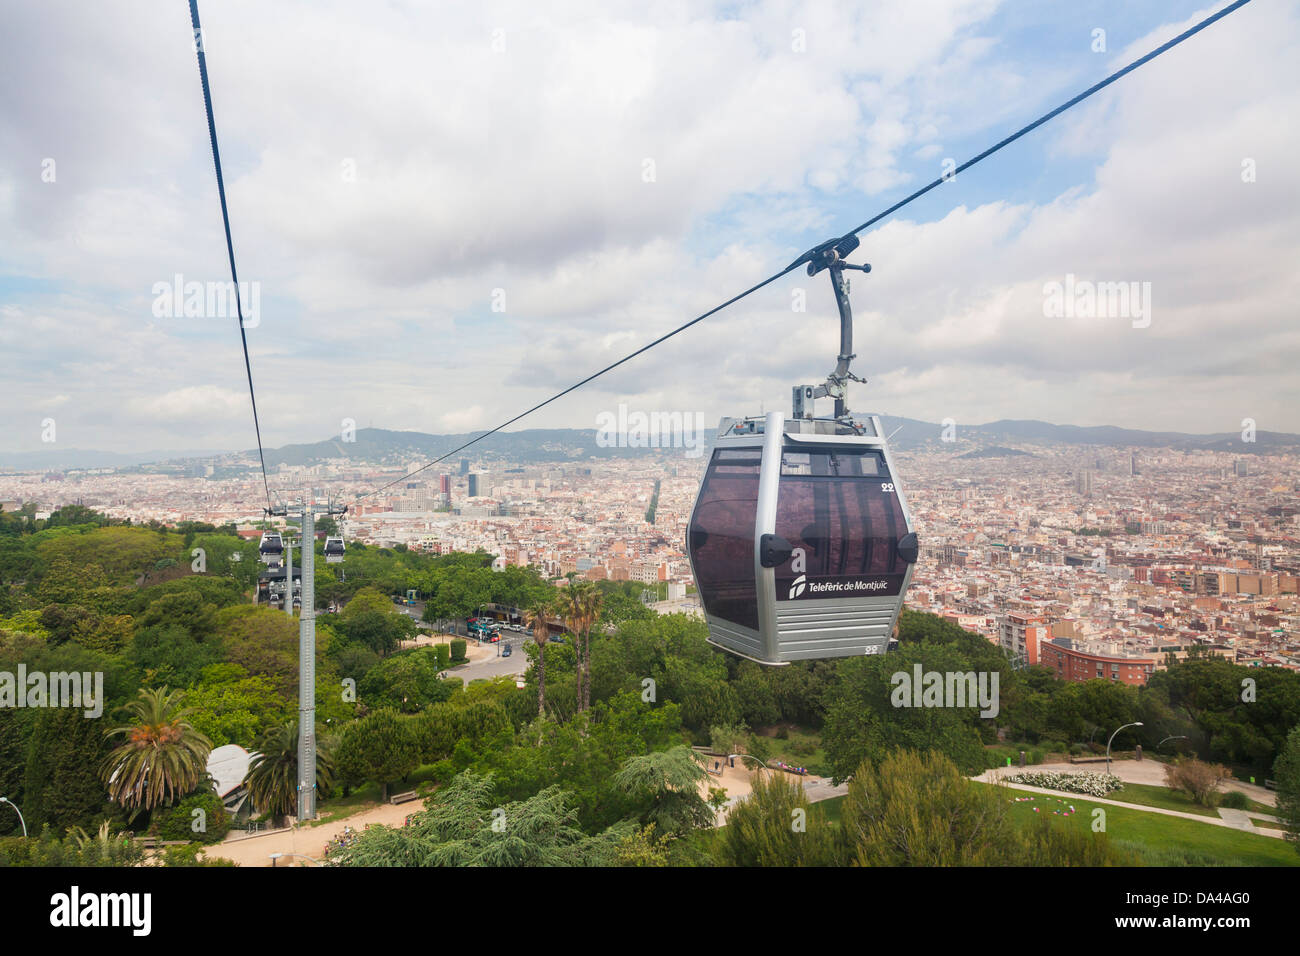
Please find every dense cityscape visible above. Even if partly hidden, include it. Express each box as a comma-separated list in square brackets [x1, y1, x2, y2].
[5, 432, 1296, 684]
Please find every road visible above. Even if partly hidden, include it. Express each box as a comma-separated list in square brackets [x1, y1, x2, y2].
[450, 636, 530, 681]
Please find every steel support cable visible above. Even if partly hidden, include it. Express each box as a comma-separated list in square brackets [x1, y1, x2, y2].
[188, 0, 274, 509]
[354, 0, 1253, 499]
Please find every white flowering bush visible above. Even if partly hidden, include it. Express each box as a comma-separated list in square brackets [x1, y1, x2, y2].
[1004, 770, 1123, 797]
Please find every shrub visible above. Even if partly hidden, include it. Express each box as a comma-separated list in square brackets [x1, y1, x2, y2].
[1163, 758, 1232, 807]
[449, 638, 467, 663]
[1219, 790, 1249, 810]
[163, 843, 238, 866]
[1004, 770, 1123, 797]
[157, 793, 230, 844]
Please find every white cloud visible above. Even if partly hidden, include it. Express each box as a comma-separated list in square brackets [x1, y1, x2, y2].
[0, 0, 1294, 455]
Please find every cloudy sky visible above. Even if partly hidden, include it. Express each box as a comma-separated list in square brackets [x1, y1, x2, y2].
[0, 0, 1296, 456]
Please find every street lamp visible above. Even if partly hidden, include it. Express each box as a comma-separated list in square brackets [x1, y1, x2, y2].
[1106, 722, 1143, 775]
[0, 797, 26, 837]
[1158, 734, 1189, 750]
[727, 753, 771, 771]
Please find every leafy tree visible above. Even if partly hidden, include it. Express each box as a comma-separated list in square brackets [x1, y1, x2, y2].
[732, 660, 780, 727]
[216, 605, 304, 695]
[358, 647, 454, 712]
[21, 705, 114, 834]
[332, 644, 380, 685]
[138, 590, 219, 640]
[821, 643, 992, 781]
[342, 586, 398, 619]
[1273, 726, 1300, 855]
[101, 687, 213, 813]
[335, 708, 419, 799]
[0, 709, 33, 835]
[332, 772, 631, 867]
[183, 665, 291, 748]
[130, 624, 224, 688]
[35, 555, 108, 605]
[37, 525, 179, 584]
[612, 745, 714, 837]
[335, 609, 416, 657]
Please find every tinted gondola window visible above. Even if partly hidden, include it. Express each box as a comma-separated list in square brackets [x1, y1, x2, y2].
[689, 449, 761, 630]
[775, 447, 907, 587]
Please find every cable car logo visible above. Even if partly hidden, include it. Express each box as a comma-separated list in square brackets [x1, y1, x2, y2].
[788, 575, 807, 599]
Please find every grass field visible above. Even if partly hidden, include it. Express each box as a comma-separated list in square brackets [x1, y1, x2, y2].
[975, 783, 1298, 867]
[809, 787, 1297, 866]
[752, 725, 830, 777]
[1096, 781, 1274, 817]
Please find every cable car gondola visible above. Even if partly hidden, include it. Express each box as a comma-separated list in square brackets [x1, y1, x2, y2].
[686, 236, 918, 664]
[259, 531, 284, 566]
[324, 536, 345, 563]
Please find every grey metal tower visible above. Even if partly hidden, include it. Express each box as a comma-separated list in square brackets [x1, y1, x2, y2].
[267, 494, 346, 822]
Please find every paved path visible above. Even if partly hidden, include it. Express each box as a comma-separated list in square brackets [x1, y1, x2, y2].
[972, 769, 1285, 839]
[203, 799, 425, 866]
[1216, 808, 1258, 831]
[698, 758, 846, 824]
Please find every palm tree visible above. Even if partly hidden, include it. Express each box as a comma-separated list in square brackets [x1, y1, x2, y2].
[524, 598, 553, 716]
[101, 687, 212, 813]
[557, 579, 585, 710]
[246, 720, 336, 826]
[576, 583, 603, 711]
[559, 579, 604, 711]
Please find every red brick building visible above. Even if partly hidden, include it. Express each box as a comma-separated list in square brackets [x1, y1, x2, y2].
[1039, 642, 1157, 686]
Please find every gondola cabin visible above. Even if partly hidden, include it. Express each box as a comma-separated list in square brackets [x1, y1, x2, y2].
[259, 531, 283, 566]
[324, 537, 345, 564]
[687, 411, 918, 664]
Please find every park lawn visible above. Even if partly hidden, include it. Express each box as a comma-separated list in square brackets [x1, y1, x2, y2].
[1057, 781, 1275, 819]
[754, 725, 830, 776]
[1101, 782, 1218, 817]
[816, 794, 845, 826]
[974, 783, 1299, 867]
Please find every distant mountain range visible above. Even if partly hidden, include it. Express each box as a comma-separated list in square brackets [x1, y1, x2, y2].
[0, 447, 225, 472]
[2, 418, 1296, 473]
[957, 445, 1035, 459]
[877, 417, 1300, 453]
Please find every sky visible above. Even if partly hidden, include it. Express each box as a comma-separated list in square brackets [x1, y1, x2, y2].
[0, 0, 1296, 456]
